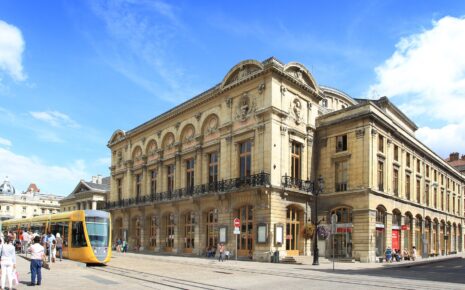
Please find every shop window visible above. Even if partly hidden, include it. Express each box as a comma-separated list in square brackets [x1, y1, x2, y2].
[206, 209, 218, 249]
[184, 212, 195, 250]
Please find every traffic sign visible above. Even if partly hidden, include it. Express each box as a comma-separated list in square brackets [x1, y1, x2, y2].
[234, 227, 240, 234]
[234, 218, 240, 227]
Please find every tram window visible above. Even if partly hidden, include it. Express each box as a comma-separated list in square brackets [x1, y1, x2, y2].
[63, 222, 69, 247]
[72, 222, 87, 247]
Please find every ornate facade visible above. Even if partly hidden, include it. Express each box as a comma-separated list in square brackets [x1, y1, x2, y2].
[60, 175, 109, 212]
[106, 57, 464, 262]
[0, 177, 62, 221]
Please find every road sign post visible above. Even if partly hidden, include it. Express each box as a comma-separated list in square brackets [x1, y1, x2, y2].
[331, 214, 338, 271]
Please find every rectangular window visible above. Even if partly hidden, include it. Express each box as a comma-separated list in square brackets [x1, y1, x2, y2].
[425, 183, 430, 206]
[393, 168, 399, 196]
[447, 193, 450, 212]
[117, 179, 122, 201]
[434, 188, 438, 208]
[150, 170, 157, 195]
[335, 160, 348, 192]
[167, 164, 175, 193]
[336, 135, 347, 152]
[417, 159, 421, 173]
[405, 175, 411, 200]
[72, 221, 87, 248]
[416, 179, 421, 203]
[135, 174, 142, 200]
[453, 195, 456, 213]
[186, 159, 195, 192]
[406, 153, 411, 168]
[434, 169, 437, 182]
[208, 152, 218, 184]
[394, 145, 399, 161]
[291, 142, 302, 179]
[378, 161, 384, 191]
[426, 165, 430, 178]
[441, 189, 444, 210]
[239, 141, 252, 178]
[378, 135, 384, 153]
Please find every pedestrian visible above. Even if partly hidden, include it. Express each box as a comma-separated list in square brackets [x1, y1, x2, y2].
[122, 239, 128, 253]
[22, 230, 30, 254]
[28, 235, 45, 286]
[56, 233, 63, 261]
[51, 240, 57, 263]
[218, 243, 225, 262]
[0, 236, 17, 290]
[385, 247, 392, 263]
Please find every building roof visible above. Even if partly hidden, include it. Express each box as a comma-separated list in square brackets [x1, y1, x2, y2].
[0, 176, 15, 195]
[62, 176, 110, 201]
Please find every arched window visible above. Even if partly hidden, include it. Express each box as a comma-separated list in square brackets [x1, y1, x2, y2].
[149, 216, 157, 249]
[206, 209, 218, 249]
[184, 212, 195, 252]
[391, 210, 402, 251]
[330, 207, 353, 258]
[404, 213, 413, 252]
[165, 213, 175, 250]
[375, 206, 387, 257]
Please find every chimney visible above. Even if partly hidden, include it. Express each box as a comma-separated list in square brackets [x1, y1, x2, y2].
[91, 176, 97, 183]
[449, 152, 459, 161]
[97, 174, 102, 184]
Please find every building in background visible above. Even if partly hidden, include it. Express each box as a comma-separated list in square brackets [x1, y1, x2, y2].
[0, 176, 62, 220]
[446, 153, 465, 175]
[105, 57, 464, 262]
[60, 175, 110, 212]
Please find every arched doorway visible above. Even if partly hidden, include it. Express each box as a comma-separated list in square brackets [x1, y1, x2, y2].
[375, 205, 387, 257]
[286, 206, 301, 256]
[404, 212, 413, 253]
[147, 215, 157, 250]
[392, 210, 402, 251]
[235, 205, 254, 257]
[425, 217, 431, 255]
[452, 223, 457, 253]
[440, 220, 445, 255]
[432, 218, 438, 255]
[183, 211, 195, 254]
[330, 206, 353, 258]
[205, 209, 218, 252]
[415, 215, 423, 255]
[164, 213, 175, 252]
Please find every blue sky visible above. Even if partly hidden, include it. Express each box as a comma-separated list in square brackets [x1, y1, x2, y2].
[1, 0, 465, 195]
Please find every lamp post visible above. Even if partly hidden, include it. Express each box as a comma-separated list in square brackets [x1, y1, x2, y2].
[312, 175, 324, 266]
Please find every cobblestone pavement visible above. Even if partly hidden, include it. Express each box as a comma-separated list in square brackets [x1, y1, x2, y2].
[12, 252, 465, 289]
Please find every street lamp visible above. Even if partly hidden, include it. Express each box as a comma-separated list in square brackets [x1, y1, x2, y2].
[312, 175, 324, 266]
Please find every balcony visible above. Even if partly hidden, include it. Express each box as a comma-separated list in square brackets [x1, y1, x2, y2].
[105, 172, 271, 210]
[281, 175, 313, 192]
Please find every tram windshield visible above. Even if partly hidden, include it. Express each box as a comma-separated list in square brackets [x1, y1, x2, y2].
[86, 216, 110, 247]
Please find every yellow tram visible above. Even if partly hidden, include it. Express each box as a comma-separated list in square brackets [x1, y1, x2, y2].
[1, 210, 112, 264]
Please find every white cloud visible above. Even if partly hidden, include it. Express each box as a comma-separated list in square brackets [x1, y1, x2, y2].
[0, 20, 26, 81]
[0, 137, 12, 147]
[30, 111, 80, 128]
[367, 16, 465, 156]
[95, 157, 111, 166]
[0, 147, 87, 195]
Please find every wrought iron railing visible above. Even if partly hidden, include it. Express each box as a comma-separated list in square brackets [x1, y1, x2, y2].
[281, 175, 314, 192]
[105, 172, 270, 210]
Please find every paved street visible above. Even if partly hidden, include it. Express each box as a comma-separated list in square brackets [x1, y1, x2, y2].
[12, 253, 465, 289]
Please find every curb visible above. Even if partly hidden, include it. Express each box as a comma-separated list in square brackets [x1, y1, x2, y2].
[381, 255, 462, 269]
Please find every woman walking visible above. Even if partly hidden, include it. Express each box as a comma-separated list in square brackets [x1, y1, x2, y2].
[0, 236, 17, 290]
[56, 233, 63, 261]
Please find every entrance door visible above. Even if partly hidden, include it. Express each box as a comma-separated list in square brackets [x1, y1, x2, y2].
[236, 205, 253, 257]
[286, 207, 300, 256]
[392, 230, 400, 250]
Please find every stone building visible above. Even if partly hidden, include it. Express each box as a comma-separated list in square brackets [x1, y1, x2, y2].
[0, 177, 62, 221]
[106, 57, 464, 262]
[60, 175, 110, 212]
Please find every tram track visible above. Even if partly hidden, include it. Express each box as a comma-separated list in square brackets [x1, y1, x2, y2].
[89, 265, 235, 290]
[97, 256, 462, 290]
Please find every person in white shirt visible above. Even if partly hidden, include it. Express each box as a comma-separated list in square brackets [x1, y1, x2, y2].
[22, 230, 30, 254]
[28, 236, 45, 286]
[0, 237, 17, 290]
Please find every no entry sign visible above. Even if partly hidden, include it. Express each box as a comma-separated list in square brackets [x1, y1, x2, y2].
[234, 218, 240, 227]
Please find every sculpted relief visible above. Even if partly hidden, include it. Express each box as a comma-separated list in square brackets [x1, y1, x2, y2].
[293, 98, 303, 125]
[235, 93, 256, 122]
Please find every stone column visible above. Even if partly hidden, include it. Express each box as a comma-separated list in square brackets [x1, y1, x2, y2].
[437, 222, 441, 255]
[386, 213, 392, 249]
[173, 210, 179, 253]
[92, 200, 97, 210]
[195, 148, 202, 185]
[353, 209, 376, 262]
[175, 154, 181, 190]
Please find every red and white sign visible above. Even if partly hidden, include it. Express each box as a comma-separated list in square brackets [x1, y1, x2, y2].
[234, 218, 241, 227]
[401, 225, 410, 231]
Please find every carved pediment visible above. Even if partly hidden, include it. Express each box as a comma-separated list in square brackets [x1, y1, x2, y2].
[284, 62, 318, 90]
[221, 60, 264, 88]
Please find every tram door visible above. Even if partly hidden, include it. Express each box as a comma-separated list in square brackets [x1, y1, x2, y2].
[49, 221, 70, 258]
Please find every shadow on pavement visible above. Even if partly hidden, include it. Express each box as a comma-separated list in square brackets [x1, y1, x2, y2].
[302, 257, 465, 285]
